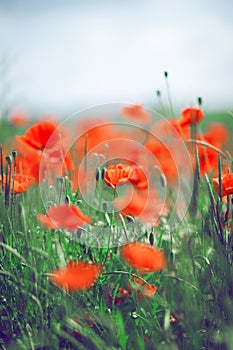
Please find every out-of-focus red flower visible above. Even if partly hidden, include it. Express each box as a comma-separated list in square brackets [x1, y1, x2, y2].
[203, 123, 229, 146]
[37, 204, 92, 230]
[195, 123, 229, 176]
[178, 107, 204, 127]
[115, 189, 167, 225]
[74, 118, 150, 170]
[42, 148, 75, 175]
[148, 118, 191, 140]
[212, 173, 233, 197]
[197, 144, 218, 175]
[120, 241, 167, 273]
[8, 109, 29, 127]
[129, 166, 148, 190]
[138, 283, 157, 299]
[15, 141, 74, 183]
[49, 260, 103, 292]
[129, 275, 157, 300]
[145, 120, 190, 184]
[121, 104, 152, 123]
[1, 174, 34, 194]
[74, 119, 121, 160]
[16, 121, 67, 152]
[104, 164, 135, 190]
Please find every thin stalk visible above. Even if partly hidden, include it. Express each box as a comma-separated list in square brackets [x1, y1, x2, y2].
[0, 145, 4, 190]
[218, 153, 223, 202]
[186, 139, 228, 159]
[164, 71, 176, 118]
[156, 90, 166, 116]
[102, 270, 151, 286]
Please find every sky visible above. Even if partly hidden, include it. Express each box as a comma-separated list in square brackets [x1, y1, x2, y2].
[0, 0, 233, 116]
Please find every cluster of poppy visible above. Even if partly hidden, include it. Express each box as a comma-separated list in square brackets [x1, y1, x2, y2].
[2, 104, 231, 225]
[48, 242, 167, 293]
[5, 104, 230, 191]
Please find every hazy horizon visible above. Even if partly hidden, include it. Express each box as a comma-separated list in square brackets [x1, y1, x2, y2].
[1, 0, 233, 116]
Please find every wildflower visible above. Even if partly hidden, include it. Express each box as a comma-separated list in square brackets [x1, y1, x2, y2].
[8, 109, 29, 127]
[154, 118, 187, 137]
[212, 173, 233, 197]
[49, 260, 103, 292]
[0, 174, 34, 194]
[121, 104, 152, 123]
[16, 121, 67, 152]
[15, 144, 74, 184]
[195, 124, 228, 175]
[129, 166, 148, 190]
[138, 283, 157, 299]
[178, 107, 204, 127]
[196, 143, 218, 175]
[129, 275, 157, 300]
[104, 164, 135, 190]
[37, 204, 92, 230]
[120, 241, 167, 273]
[203, 123, 229, 145]
[115, 189, 167, 225]
[74, 118, 121, 159]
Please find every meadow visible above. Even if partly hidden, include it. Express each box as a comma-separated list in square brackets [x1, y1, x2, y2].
[0, 94, 233, 350]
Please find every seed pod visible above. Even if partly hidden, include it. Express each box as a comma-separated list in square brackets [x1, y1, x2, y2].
[149, 232, 154, 246]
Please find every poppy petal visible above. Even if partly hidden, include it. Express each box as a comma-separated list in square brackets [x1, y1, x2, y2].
[37, 204, 92, 230]
[120, 242, 167, 272]
[49, 260, 103, 292]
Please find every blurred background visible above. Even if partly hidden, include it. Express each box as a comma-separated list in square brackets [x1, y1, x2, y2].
[0, 0, 233, 118]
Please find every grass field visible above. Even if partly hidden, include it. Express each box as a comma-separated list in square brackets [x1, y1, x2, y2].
[0, 101, 233, 350]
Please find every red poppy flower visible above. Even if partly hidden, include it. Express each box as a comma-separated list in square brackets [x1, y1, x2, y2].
[138, 283, 157, 299]
[1, 174, 34, 194]
[15, 142, 74, 184]
[212, 173, 233, 197]
[149, 118, 188, 138]
[194, 123, 229, 176]
[37, 204, 92, 230]
[49, 260, 103, 292]
[8, 109, 29, 127]
[129, 166, 148, 190]
[115, 189, 167, 225]
[16, 121, 67, 152]
[129, 276, 157, 299]
[203, 123, 229, 145]
[120, 242, 167, 273]
[178, 107, 204, 127]
[121, 104, 152, 123]
[104, 164, 135, 190]
[196, 144, 219, 175]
